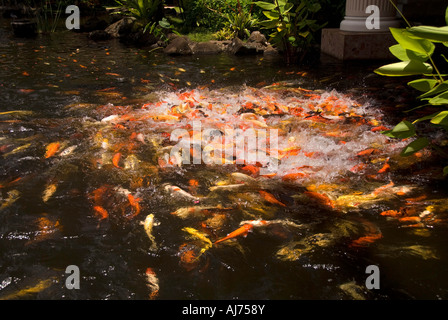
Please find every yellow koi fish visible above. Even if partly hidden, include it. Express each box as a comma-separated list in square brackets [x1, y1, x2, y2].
[140, 214, 158, 250]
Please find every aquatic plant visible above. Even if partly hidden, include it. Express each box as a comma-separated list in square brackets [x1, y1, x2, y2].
[254, 0, 326, 65]
[375, 3, 448, 175]
[22, 0, 70, 33]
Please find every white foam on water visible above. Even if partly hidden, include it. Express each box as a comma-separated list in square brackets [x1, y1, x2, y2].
[136, 86, 403, 185]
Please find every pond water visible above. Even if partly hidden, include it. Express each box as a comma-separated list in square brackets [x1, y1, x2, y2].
[0, 24, 447, 300]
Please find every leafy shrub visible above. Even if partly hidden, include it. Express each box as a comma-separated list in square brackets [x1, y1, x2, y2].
[182, 0, 255, 32]
[375, 3, 448, 174]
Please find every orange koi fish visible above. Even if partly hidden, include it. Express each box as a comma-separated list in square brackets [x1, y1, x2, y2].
[350, 233, 382, 247]
[357, 148, 379, 157]
[259, 190, 286, 207]
[377, 161, 390, 174]
[93, 206, 108, 220]
[371, 181, 394, 196]
[241, 165, 260, 176]
[282, 172, 307, 181]
[145, 267, 159, 300]
[44, 142, 60, 159]
[112, 152, 121, 168]
[127, 194, 141, 218]
[371, 126, 389, 132]
[214, 224, 254, 244]
[380, 210, 401, 217]
[304, 191, 335, 209]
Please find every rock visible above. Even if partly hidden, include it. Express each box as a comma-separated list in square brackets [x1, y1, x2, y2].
[227, 37, 260, 55]
[191, 41, 224, 55]
[88, 30, 111, 41]
[121, 30, 158, 47]
[164, 36, 193, 56]
[263, 44, 280, 57]
[248, 31, 267, 46]
[75, 17, 108, 33]
[11, 19, 37, 37]
[105, 17, 135, 38]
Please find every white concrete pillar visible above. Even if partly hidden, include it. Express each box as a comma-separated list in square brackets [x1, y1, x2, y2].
[340, 0, 401, 32]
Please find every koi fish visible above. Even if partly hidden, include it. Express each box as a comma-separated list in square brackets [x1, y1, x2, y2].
[112, 152, 121, 168]
[42, 183, 57, 203]
[140, 214, 158, 250]
[182, 227, 213, 247]
[380, 210, 401, 217]
[30, 216, 62, 244]
[350, 232, 382, 247]
[357, 148, 379, 157]
[259, 190, 286, 207]
[214, 224, 254, 244]
[127, 194, 141, 218]
[371, 181, 394, 196]
[304, 191, 335, 209]
[171, 206, 232, 219]
[0, 190, 20, 211]
[59, 145, 78, 157]
[145, 268, 159, 300]
[241, 165, 260, 176]
[3, 143, 32, 158]
[377, 161, 390, 174]
[93, 206, 108, 220]
[282, 172, 307, 181]
[44, 142, 60, 159]
[0, 278, 54, 300]
[164, 184, 199, 202]
[182, 227, 213, 257]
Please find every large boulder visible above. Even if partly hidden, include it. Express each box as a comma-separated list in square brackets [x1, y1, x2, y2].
[105, 17, 135, 38]
[191, 41, 224, 55]
[164, 36, 193, 55]
[227, 37, 260, 55]
[88, 30, 111, 41]
[247, 31, 268, 46]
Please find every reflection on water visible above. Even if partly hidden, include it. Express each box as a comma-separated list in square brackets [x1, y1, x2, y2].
[0, 27, 447, 300]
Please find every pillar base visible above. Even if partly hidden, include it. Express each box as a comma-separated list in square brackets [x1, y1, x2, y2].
[320, 28, 397, 60]
[340, 16, 401, 32]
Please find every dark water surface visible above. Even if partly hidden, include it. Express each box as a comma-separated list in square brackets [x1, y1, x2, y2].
[0, 24, 447, 300]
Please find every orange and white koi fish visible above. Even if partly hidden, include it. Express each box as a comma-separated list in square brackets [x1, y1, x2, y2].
[214, 223, 254, 244]
[371, 181, 394, 196]
[44, 142, 60, 159]
[145, 267, 159, 300]
[164, 184, 200, 202]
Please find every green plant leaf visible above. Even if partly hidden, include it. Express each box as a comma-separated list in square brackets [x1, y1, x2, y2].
[427, 91, 448, 105]
[401, 137, 430, 157]
[389, 44, 430, 62]
[444, 166, 448, 176]
[390, 28, 435, 56]
[408, 79, 439, 92]
[263, 10, 280, 20]
[408, 26, 448, 43]
[374, 60, 433, 77]
[419, 81, 448, 99]
[430, 110, 448, 125]
[383, 120, 416, 139]
[253, 1, 277, 11]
